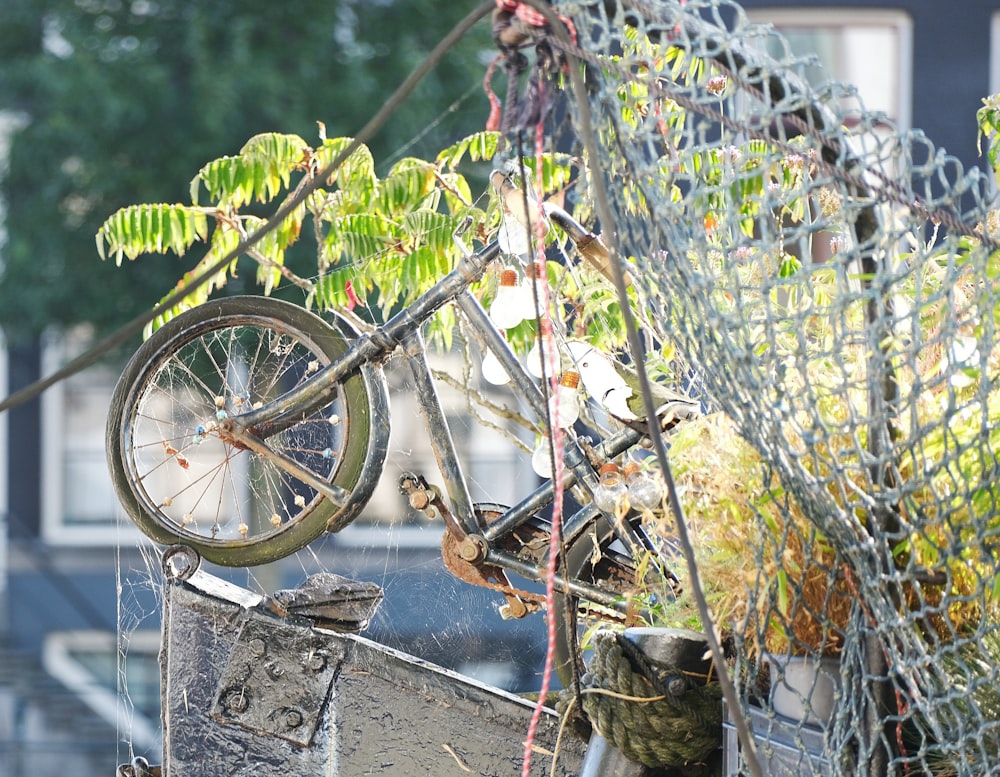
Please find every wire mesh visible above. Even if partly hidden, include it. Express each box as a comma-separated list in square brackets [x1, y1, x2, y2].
[530, 0, 1000, 773]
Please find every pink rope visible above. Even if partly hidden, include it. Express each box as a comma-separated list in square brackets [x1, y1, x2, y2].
[520, 117, 564, 777]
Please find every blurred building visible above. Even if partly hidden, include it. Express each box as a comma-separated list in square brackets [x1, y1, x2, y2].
[2, 2, 1000, 774]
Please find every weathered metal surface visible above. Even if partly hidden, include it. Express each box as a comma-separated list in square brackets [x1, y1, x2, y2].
[267, 571, 383, 632]
[159, 558, 586, 776]
[211, 615, 343, 746]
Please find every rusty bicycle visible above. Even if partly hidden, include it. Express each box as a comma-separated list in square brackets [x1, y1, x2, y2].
[105, 184, 699, 679]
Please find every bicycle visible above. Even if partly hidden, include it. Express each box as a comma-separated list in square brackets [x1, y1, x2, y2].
[105, 187, 700, 681]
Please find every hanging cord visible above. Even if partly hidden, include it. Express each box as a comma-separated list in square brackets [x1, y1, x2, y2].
[490, 0, 571, 138]
[515, 120, 570, 777]
[487, 6, 590, 772]
[0, 2, 496, 415]
[521, 2, 767, 775]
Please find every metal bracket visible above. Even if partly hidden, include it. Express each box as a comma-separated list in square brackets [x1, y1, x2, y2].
[267, 572, 383, 632]
[211, 614, 344, 746]
[159, 558, 585, 774]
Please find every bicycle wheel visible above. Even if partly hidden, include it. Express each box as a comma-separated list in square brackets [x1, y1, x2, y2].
[554, 511, 675, 688]
[106, 296, 389, 566]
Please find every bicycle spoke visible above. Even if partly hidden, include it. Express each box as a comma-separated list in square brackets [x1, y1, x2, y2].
[109, 297, 386, 564]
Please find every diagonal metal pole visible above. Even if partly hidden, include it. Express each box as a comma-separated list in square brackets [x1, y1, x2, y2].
[526, 3, 766, 775]
[0, 1, 495, 415]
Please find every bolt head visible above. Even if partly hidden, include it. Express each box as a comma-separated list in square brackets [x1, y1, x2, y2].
[222, 687, 250, 714]
[408, 491, 430, 510]
[458, 537, 485, 563]
[265, 661, 285, 680]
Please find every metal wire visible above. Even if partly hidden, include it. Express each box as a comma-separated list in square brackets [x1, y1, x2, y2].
[544, 1, 1000, 774]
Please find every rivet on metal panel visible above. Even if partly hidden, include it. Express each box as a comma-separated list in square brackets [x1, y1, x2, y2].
[115, 756, 159, 777]
[212, 614, 343, 745]
[265, 661, 285, 680]
[304, 651, 327, 673]
[220, 686, 251, 714]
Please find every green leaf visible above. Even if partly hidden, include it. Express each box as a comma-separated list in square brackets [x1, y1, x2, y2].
[191, 132, 309, 208]
[435, 131, 500, 169]
[96, 204, 209, 265]
[326, 212, 401, 264]
[315, 265, 361, 311]
[315, 137, 377, 206]
[379, 158, 438, 214]
[401, 209, 461, 255]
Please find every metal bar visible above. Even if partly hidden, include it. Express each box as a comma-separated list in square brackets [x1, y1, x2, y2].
[485, 546, 637, 613]
[232, 329, 382, 432]
[453, 289, 547, 419]
[379, 241, 502, 347]
[220, 427, 350, 508]
[234, 240, 502, 433]
[399, 329, 480, 536]
[483, 426, 642, 543]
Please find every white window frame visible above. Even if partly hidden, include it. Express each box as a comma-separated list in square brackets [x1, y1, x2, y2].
[0, 111, 27, 591]
[990, 12, 1000, 97]
[0, 331, 7, 603]
[43, 629, 161, 756]
[41, 329, 142, 546]
[745, 8, 913, 131]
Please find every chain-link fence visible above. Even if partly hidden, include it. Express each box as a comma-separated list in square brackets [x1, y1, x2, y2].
[519, 1, 1000, 773]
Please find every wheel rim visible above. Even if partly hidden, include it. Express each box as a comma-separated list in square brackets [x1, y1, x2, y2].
[109, 297, 388, 565]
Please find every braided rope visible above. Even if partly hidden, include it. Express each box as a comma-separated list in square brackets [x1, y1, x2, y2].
[580, 631, 723, 768]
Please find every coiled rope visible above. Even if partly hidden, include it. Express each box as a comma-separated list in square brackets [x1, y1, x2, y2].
[579, 630, 723, 768]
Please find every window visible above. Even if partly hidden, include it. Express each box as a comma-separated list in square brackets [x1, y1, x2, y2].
[41, 327, 134, 545]
[738, 9, 914, 265]
[43, 629, 162, 757]
[337, 351, 535, 548]
[745, 9, 913, 130]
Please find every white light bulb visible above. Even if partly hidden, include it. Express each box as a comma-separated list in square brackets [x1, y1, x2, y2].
[526, 341, 546, 378]
[482, 349, 511, 385]
[514, 261, 548, 321]
[548, 371, 581, 429]
[624, 462, 663, 511]
[531, 438, 554, 478]
[498, 214, 532, 256]
[490, 268, 528, 329]
[593, 463, 628, 514]
[513, 282, 541, 322]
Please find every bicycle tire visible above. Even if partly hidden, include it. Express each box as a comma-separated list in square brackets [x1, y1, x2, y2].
[106, 296, 389, 566]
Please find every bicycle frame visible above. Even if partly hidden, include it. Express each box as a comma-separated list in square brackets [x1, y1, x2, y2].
[219, 237, 658, 614]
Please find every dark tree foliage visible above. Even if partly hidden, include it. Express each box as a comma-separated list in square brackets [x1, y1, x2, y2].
[0, 0, 491, 343]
